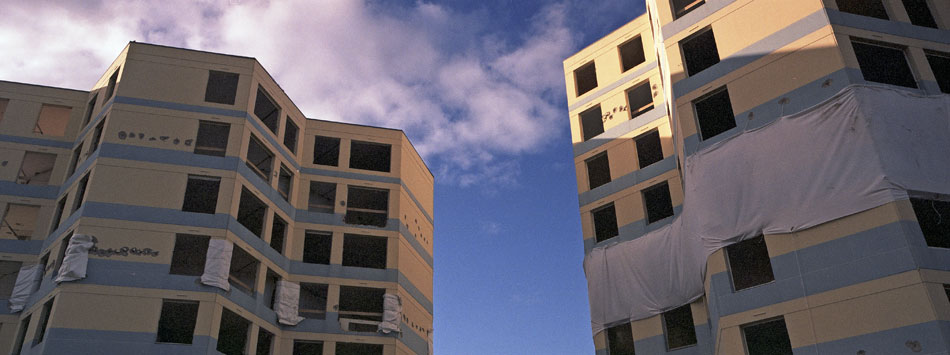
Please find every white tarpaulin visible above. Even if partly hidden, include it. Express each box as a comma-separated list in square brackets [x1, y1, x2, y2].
[200, 239, 232, 291]
[378, 293, 402, 334]
[9, 264, 40, 312]
[54, 234, 95, 283]
[585, 85, 950, 334]
[275, 280, 305, 326]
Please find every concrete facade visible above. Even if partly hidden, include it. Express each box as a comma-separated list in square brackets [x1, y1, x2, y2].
[0, 42, 433, 355]
[565, 1, 950, 354]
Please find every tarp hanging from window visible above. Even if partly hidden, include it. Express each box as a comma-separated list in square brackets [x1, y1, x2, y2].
[9, 264, 40, 312]
[200, 239, 232, 291]
[275, 280, 305, 326]
[378, 293, 402, 334]
[54, 234, 95, 283]
[585, 85, 950, 334]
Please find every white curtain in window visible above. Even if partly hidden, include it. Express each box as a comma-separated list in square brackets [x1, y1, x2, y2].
[378, 293, 402, 334]
[200, 238, 232, 291]
[8, 264, 40, 312]
[54, 234, 95, 283]
[275, 280, 305, 325]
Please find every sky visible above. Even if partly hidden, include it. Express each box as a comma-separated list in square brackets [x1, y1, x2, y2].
[0, 1, 646, 353]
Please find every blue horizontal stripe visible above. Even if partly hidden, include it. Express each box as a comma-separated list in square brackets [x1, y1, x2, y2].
[568, 61, 658, 113]
[578, 155, 678, 207]
[573, 102, 668, 158]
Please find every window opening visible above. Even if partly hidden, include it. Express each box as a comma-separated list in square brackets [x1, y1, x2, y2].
[90, 118, 105, 153]
[254, 86, 280, 134]
[742, 317, 793, 355]
[338, 286, 385, 322]
[237, 187, 267, 237]
[1, 204, 40, 240]
[257, 328, 274, 355]
[586, 152, 611, 190]
[619, 36, 646, 72]
[0, 98, 8, 125]
[33, 104, 71, 137]
[49, 196, 67, 235]
[278, 164, 293, 200]
[681, 28, 720, 76]
[343, 234, 387, 269]
[104, 68, 119, 100]
[270, 215, 287, 253]
[70, 173, 90, 213]
[663, 304, 698, 350]
[11, 314, 31, 355]
[169, 234, 210, 276]
[635, 130, 663, 169]
[694, 87, 736, 141]
[182, 175, 220, 214]
[303, 231, 332, 265]
[575, 62, 598, 96]
[726, 235, 775, 291]
[67, 142, 84, 178]
[156, 300, 199, 344]
[672, 0, 705, 18]
[216, 308, 250, 355]
[902, 0, 938, 28]
[82, 94, 97, 127]
[228, 245, 259, 295]
[593, 203, 619, 243]
[607, 322, 636, 355]
[910, 198, 950, 248]
[32, 297, 54, 345]
[337, 343, 384, 355]
[264, 268, 279, 310]
[344, 187, 389, 227]
[308, 181, 336, 213]
[299, 282, 329, 319]
[313, 135, 340, 166]
[204, 70, 240, 105]
[349, 141, 392, 172]
[627, 81, 654, 120]
[925, 51, 950, 94]
[246, 135, 274, 181]
[851, 39, 917, 88]
[283, 118, 299, 153]
[53, 232, 73, 278]
[194, 121, 230, 157]
[643, 181, 674, 223]
[0, 261, 23, 300]
[836, 0, 889, 19]
[16, 152, 56, 185]
[293, 341, 324, 355]
[580, 105, 604, 141]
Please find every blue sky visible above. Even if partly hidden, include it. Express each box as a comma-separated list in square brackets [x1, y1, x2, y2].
[0, 1, 645, 353]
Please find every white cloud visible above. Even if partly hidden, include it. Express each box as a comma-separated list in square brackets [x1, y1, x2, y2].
[0, 0, 577, 187]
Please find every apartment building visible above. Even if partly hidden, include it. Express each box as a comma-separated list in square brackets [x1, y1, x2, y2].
[0, 42, 433, 355]
[565, 0, 950, 354]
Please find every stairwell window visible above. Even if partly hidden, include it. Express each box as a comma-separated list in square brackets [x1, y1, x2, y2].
[257, 328, 274, 355]
[194, 121, 230, 157]
[643, 181, 674, 224]
[742, 317, 793, 355]
[580, 105, 604, 142]
[681, 27, 720, 77]
[851, 39, 918, 88]
[910, 198, 950, 248]
[592, 203, 619, 243]
[246, 135, 274, 182]
[606, 322, 636, 355]
[726, 235, 775, 291]
[254, 86, 280, 134]
[204, 70, 240, 105]
[575, 62, 598, 96]
[694, 87, 736, 141]
[586, 152, 611, 190]
[619, 36, 646, 72]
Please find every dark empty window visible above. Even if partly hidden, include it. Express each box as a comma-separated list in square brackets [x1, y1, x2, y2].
[237, 187, 267, 237]
[270, 215, 287, 254]
[17, 151, 56, 185]
[278, 165, 293, 201]
[105, 68, 119, 100]
[264, 269, 279, 310]
[911, 198, 950, 248]
[836, 0, 889, 19]
[195, 121, 230, 157]
[944, 284, 950, 302]
[635, 130, 663, 169]
[228, 245, 259, 295]
[902, 0, 938, 28]
[926, 51, 950, 94]
[156, 300, 199, 344]
[673, 0, 705, 18]
[254, 86, 280, 134]
[82, 94, 97, 127]
[11, 314, 30, 355]
[742, 318, 793, 355]
[586, 152, 611, 190]
[681, 28, 720, 76]
[293, 341, 324, 355]
[313, 136, 340, 166]
[32, 297, 54, 345]
[627, 81, 654, 119]
[309, 181, 336, 213]
[49, 196, 67, 235]
[205, 71, 240, 105]
[90, 118, 105, 153]
[350, 141, 392, 172]
[337, 343, 384, 355]
[71, 173, 90, 212]
[727, 235, 775, 291]
[67, 142, 84, 178]
[343, 234, 387, 269]
[345, 187, 389, 228]
[246, 136, 274, 181]
[339, 286, 385, 321]
[643, 182, 674, 223]
[619, 36, 646, 72]
[694, 87, 736, 141]
[182, 175, 220, 214]
[53, 232, 73, 279]
[257, 328, 274, 355]
[0, 261, 23, 300]
[216, 308, 250, 355]
[170, 234, 210, 276]
[299, 283, 329, 319]
[663, 304, 697, 350]
[580, 105, 604, 141]
[303, 231, 332, 265]
[575, 62, 598, 96]
[593, 203, 619, 243]
[284, 118, 299, 153]
[851, 39, 917, 88]
[607, 322, 636, 355]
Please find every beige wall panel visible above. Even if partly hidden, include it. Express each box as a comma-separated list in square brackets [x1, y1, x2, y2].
[713, 0, 826, 59]
[80, 224, 172, 265]
[784, 310, 817, 347]
[52, 292, 162, 332]
[397, 240, 433, 299]
[608, 140, 638, 180]
[123, 54, 252, 111]
[809, 284, 936, 343]
[631, 313, 664, 340]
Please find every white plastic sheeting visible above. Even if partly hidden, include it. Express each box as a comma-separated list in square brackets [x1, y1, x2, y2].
[9, 264, 40, 312]
[200, 239, 232, 291]
[378, 293, 402, 334]
[275, 280, 305, 326]
[585, 85, 950, 334]
[54, 234, 95, 283]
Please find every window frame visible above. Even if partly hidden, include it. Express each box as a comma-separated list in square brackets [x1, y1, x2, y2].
[672, 0, 706, 19]
[618, 36, 646, 72]
[642, 181, 675, 224]
[726, 235, 776, 291]
[194, 120, 231, 157]
[626, 80, 654, 120]
[253, 85, 281, 134]
[850, 38, 919, 89]
[181, 175, 221, 214]
[662, 304, 698, 350]
[693, 86, 736, 141]
[680, 26, 720, 77]
[169, 234, 210, 276]
[574, 61, 598, 97]
[246, 135, 275, 182]
[585, 151, 611, 190]
[592, 203, 619, 243]
[155, 299, 200, 344]
[204, 70, 240, 105]
[313, 135, 341, 166]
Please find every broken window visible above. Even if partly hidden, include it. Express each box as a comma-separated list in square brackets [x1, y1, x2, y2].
[303, 231, 332, 265]
[194, 121, 230, 157]
[580, 105, 604, 141]
[270, 215, 287, 253]
[606, 322, 636, 355]
[682, 27, 720, 77]
[742, 318, 793, 355]
[254, 86, 280, 134]
[11, 314, 31, 355]
[299, 282, 329, 319]
[672, 0, 705, 18]
[82, 94, 97, 127]
[70, 173, 90, 213]
[216, 308, 250, 355]
[32, 297, 54, 345]
[0, 261, 23, 299]
[619, 36, 646, 72]
[343, 234, 387, 269]
[293, 341, 324, 355]
[237, 187, 267, 237]
[902, 0, 938, 28]
[169, 234, 210, 276]
[246, 135, 274, 181]
[256, 328, 274, 355]
[339, 286, 385, 321]
[49, 196, 67, 235]
[308, 181, 336, 213]
[635, 130, 663, 169]
[313, 135, 341, 166]
[726, 235, 775, 291]
[663, 304, 697, 350]
[264, 268, 279, 310]
[836, 0, 889, 19]
[643, 181, 674, 223]
[105, 68, 119, 100]
[627, 81, 654, 120]
[156, 300, 199, 344]
[182, 175, 220, 214]
[90, 118, 105, 153]
[228, 245, 259, 295]
[278, 165, 293, 201]
[16, 151, 56, 185]
[67, 142, 84, 178]
[33, 104, 71, 137]
[586, 152, 611, 190]
[851, 39, 918, 88]
[284, 118, 299, 154]
[1, 204, 40, 240]
[350, 141, 392, 173]
[337, 343, 384, 355]
[694, 87, 736, 141]
[575, 62, 598, 96]
[204, 70, 240, 105]
[592, 203, 619, 243]
[910, 198, 950, 248]
[926, 51, 950, 94]
[344, 187, 389, 227]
